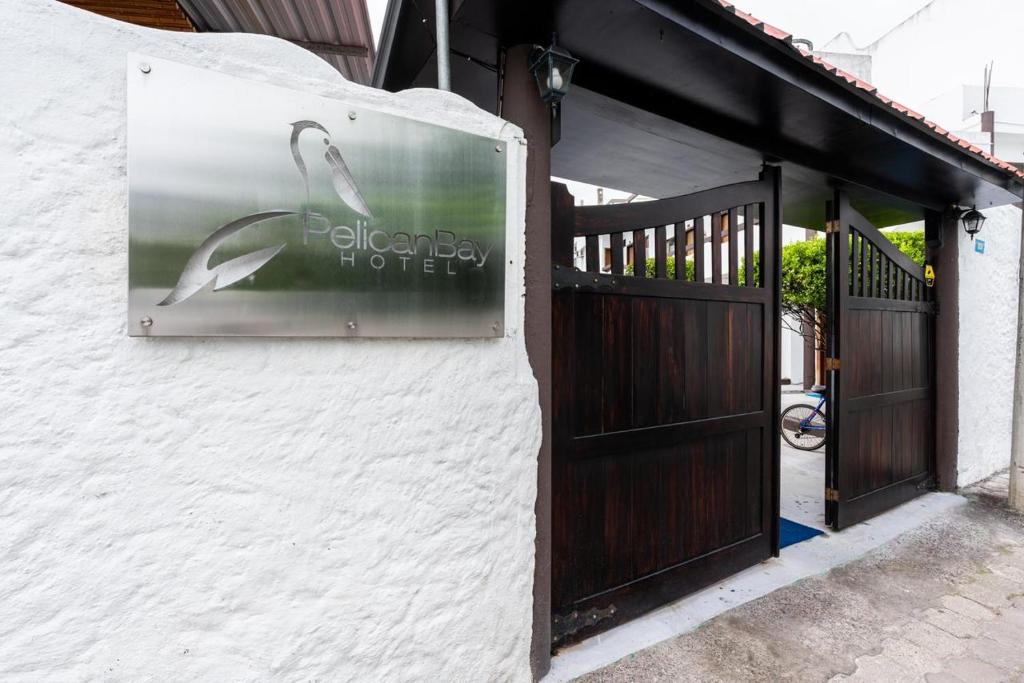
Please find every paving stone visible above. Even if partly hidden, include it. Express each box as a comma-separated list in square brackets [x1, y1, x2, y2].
[924, 673, 964, 683]
[957, 580, 1012, 611]
[923, 607, 982, 639]
[878, 636, 945, 678]
[941, 657, 1013, 682]
[900, 619, 969, 657]
[980, 614, 1024, 649]
[965, 636, 1024, 675]
[940, 594, 998, 621]
[840, 653, 917, 683]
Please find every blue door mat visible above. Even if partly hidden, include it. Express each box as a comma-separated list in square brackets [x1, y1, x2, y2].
[780, 518, 825, 549]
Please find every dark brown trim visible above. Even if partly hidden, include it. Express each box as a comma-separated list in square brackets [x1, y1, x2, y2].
[563, 533, 772, 639]
[573, 178, 769, 235]
[931, 209, 959, 491]
[571, 411, 767, 460]
[500, 45, 552, 681]
[846, 299, 935, 313]
[552, 268, 771, 303]
[845, 205, 927, 277]
[764, 165, 783, 556]
[290, 39, 369, 57]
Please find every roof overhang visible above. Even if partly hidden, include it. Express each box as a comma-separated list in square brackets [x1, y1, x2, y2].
[375, 0, 1024, 228]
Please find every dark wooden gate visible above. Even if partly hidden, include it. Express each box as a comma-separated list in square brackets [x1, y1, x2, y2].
[551, 167, 781, 646]
[825, 190, 936, 530]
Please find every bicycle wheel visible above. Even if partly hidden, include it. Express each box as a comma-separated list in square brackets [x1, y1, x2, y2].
[781, 404, 827, 451]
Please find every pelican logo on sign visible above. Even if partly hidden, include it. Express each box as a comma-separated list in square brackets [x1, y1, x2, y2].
[159, 121, 371, 307]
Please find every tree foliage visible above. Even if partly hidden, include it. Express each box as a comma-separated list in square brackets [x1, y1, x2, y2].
[625, 256, 695, 280]
[779, 230, 924, 349]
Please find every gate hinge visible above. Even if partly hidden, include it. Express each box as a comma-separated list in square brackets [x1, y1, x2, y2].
[552, 604, 617, 644]
[825, 220, 840, 234]
[825, 357, 841, 371]
[826, 487, 840, 502]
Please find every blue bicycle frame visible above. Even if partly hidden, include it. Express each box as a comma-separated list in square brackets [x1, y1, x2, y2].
[800, 391, 827, 431]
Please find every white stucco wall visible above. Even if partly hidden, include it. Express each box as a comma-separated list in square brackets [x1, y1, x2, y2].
[957, 205, 1021, 487]
[0, 1, 540, 680]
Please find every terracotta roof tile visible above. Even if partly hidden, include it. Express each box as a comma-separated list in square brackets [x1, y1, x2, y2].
[713, 0, 1024, 181]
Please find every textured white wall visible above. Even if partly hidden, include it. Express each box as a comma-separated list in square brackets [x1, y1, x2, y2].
[957, 205, 1021, 487]
[0, 1, 539, 680]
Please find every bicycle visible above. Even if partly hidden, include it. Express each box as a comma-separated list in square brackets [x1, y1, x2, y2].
[781, 386, 827, 451]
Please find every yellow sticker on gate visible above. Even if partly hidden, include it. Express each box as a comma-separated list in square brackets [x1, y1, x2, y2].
[925, 264, 935, 287]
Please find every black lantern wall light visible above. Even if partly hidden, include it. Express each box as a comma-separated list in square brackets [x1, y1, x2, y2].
[960, 206, 986, 240]
[528, 35, 578, 145]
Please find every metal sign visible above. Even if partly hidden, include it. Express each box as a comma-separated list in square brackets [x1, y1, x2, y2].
[975, 239, 986, 254]
[925, 264, 936, 287]
[127, 56, 507, 337]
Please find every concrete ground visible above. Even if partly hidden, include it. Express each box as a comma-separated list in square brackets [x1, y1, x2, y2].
[780, 388, 827, 531]
[578, 472, 1024, 682]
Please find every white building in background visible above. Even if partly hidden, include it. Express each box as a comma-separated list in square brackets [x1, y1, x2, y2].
[820, 0, 1024, 166]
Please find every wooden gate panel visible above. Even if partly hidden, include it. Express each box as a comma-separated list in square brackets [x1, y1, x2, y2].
[552, 169, 780, 646]
[826, 191, 935, 529]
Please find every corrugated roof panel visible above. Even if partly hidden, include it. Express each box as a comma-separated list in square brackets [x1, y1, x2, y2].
[179, 0, 374, 84]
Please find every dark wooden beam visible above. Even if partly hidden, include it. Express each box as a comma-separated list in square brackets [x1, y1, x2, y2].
[930, 208, 959, 491]
[290, 39, 368, 57]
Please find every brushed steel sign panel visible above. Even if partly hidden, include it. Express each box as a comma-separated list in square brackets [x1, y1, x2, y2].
[127, 56, 507, 337]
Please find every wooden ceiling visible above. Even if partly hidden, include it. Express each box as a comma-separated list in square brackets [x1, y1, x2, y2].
[58, 1, 196, 31]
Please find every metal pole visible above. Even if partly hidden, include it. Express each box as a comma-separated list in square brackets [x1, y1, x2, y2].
[1009, 206, 1024, 510]
[435, 0, 450, 91]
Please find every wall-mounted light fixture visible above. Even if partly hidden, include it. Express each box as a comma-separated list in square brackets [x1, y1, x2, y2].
[528, 35, 578, 104]
[960, 206, 986, 240]
[528, 35, 578, 147]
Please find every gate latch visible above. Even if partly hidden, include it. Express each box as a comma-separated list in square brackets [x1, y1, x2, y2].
[825, 357, 841, 372]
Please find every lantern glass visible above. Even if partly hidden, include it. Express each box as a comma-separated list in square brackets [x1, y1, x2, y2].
[961, 207, 986, 239]
[529, 43, 578, 104]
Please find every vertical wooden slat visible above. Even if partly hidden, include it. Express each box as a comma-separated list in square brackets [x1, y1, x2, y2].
[878, 250, 885, 298]
[868, 241, 876, 296]
[655, 226, 667, 279]
[711, 212, 723, 284]
[585, 235, 599, 273]
[674, 223, 686, 280]
[743, 204, 754, 287]
[633, 229, 647, 277]
[859, 231, 867, 297]
[611, 232, 624, 275]
[693, 216, 705, 283]
[728, 207, 739, 286]
[851, 230, 860, 297]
